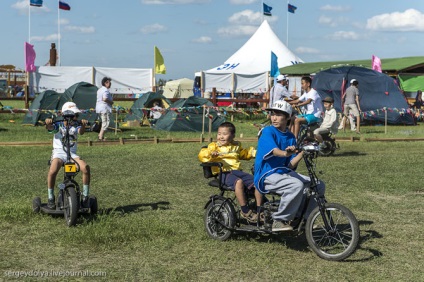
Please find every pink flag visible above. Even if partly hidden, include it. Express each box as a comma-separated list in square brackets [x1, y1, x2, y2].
[25, 42, 36, 72]
[372, 55, 382, 73]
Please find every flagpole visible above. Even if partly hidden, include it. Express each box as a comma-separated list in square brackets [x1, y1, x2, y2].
[261, 0, 264, 23]
[58, 0, 61, 66]
[28, 1, 31, 43]
[287, 0, 289, 47]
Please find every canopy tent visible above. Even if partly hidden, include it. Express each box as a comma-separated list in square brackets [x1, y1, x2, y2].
[125, 92, 171, 122]
[201, 20, 303, 93]
[312, 66, 414, 125]
[22, 90, 68, 125]
[63, 82, 99, 123]
[398, 74, 424, 92]
[153, 96, 225, 132]
[162, 78, 194, 98]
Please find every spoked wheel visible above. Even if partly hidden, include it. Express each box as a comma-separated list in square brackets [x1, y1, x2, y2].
[89, 195, 98, 215]
[32, 197, 41, 213]
[63, 186, 78, 227]
[319, 139, 336, 157]
[305, 203, 360, 261]
[204, 198, 236, 241]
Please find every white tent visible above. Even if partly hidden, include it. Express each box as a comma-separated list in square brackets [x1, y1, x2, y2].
[202, 20, 303, 94]
[162, 78, 194, 98]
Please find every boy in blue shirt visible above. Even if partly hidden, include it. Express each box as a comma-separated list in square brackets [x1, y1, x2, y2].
[254, 100, 325, 231]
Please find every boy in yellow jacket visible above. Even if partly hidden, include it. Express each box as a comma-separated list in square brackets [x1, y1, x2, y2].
[199, 122, 263, 223]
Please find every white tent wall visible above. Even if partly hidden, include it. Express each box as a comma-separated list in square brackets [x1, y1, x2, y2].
[202, 20, 303, 93]
[162, 78, 194, 98]
[29, 66, 153, 94]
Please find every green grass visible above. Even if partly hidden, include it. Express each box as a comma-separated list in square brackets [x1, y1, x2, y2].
[1, 100, 424, 280]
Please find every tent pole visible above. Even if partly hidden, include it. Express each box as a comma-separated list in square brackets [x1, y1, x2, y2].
[385, 110, 387, 134]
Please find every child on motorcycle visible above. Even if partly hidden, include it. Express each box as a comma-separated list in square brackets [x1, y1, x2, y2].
[254, 100, 325, 232]
[45, 102, 90, 209]
[313, 96, 339, 147]
[198, 122, 263, 223]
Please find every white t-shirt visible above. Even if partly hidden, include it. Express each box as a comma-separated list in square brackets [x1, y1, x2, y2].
[298, 88, 323, 118]
[51, 122, 80, 155]
[270, 83, 290, 106]
[96, 86, 112, 114]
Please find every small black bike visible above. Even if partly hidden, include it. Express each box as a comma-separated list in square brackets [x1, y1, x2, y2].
[201, 142, 359, 261]
[32, 111, 98, 226]
[297, 123, 338, 157]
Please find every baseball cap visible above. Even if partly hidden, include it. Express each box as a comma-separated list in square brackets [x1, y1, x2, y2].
[276, 74, 287, 82]
[350, 79, 357, 84]
[266, 100, 292, 116]
[61, 102, 81, 114]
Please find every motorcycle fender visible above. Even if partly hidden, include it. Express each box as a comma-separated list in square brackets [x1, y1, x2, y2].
[204, 195, 228, 209]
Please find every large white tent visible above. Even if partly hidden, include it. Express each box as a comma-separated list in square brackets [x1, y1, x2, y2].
[201, 20, 303, 94]
[162, 78, 194, 98]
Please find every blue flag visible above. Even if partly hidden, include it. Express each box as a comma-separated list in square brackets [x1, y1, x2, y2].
[30, 0, 43, 7]
[271, 52, 280, 77]
[288, 4, 297, 14]
[263, 3, 272, 16]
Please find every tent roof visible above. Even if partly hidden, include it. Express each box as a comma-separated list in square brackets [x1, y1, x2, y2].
[206, 20, 303, 75]
[280, 56, 424, 76]
[163, 78, 194, 99]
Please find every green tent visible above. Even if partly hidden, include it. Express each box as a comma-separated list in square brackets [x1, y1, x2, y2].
[22, 90, 68, 125]
[153, 96, 225, 132]
[63, 82, 98, 123]
[125, 92, 171, 122]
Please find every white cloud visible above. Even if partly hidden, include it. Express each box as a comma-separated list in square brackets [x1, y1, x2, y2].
[142, 0, 209, 4]
[191, 36, 212, 43]
[217, 25, 257, 37]
[320, 5, 350, 12]
[65, 26, 95, 33]
[327, 31, 360, 40]
[318, 16, 337, 27]
[366, 9, 424, 32]
[59, 18, 70, 25]
[229, 0, 258, 5]
[295, 47, 319, 54]
[12, 0, 50, 14]
[31, 34, 59, 42]
[228, 9, 277, 25]
[140, 23, 168, 34]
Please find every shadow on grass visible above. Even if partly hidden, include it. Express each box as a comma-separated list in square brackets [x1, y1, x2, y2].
[343, 219, 384, 262]
[332, 151, 367, 157]
[0, 128, 8, 132]
[100, 201, 171, 215]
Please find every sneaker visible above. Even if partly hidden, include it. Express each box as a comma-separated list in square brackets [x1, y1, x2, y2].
[240, 210, 258, 223]
[47, 198, 56, 209]
[272, 220, 293, 232]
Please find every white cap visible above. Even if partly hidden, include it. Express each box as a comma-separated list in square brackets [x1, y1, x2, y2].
[61, 102, 81, 114]
[265, 100, 292, 116]
[276, 74, 287, 82]
[350, 79, 357, 84]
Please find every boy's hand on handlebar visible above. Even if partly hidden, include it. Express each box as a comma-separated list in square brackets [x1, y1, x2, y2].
[285, 145, 297, 155]
[80, 119, 88, 125]
[211, 151, 219, 158]
[45, 118, 53, 125]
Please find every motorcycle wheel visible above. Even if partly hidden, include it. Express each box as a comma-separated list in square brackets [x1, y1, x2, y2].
[204, 198, 236, 241]
[63, 186, 78, 227]
[305, 203, 360, 261]
[319, 140, 336, 157]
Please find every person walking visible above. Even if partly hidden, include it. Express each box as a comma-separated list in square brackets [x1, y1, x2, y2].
[341, 79, 361, 134]
[96, 77, 113, 141]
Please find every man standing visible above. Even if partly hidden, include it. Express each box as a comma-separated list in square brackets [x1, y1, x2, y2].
[341, 79, 361, 134]
[96, 77, 113, 141]
[269, 75, 290, 107]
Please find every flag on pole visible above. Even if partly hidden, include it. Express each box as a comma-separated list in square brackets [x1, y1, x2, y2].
[154, 46, 166, 74]
[30, 0, 43, 7]
[288, 4, 297, 14]
[271, 51, 280, 77]
[25, 42, 36, 72]
[263, 3, 272, 16]
[59, 1, 71, 11]
[372, 55, 382, 73]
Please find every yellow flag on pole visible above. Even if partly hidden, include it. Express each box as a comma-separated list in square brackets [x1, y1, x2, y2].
[154, 46, 166, 74]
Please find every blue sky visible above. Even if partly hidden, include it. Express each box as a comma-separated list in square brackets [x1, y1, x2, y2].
[2, 0, 424, 80]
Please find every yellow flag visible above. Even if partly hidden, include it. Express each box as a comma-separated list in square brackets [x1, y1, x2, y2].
[154, 46, 166, 74]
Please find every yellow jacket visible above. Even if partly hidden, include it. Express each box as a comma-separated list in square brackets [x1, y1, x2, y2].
[198, 141, 256, 175]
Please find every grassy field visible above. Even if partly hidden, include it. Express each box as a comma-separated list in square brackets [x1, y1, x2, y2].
[1, 101, 424, 281]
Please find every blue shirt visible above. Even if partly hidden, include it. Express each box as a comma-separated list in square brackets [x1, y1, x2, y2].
[254, 126, 297, 193]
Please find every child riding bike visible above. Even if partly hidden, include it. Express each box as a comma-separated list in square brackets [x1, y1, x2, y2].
[45, 102, 91, 209]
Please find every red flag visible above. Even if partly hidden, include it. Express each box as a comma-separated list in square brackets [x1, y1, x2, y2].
[372, 55, 382, 73]
[59, 1, 71, 11]
[25, 42, 36, 72]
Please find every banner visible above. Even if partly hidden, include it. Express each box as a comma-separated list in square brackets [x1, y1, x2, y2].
[154, 46, 166, 74]
[288, 4, 297, 14]
[372, 55, 382, 73]
[25, 42, 36, 72]
[30, 0, 43, 7]
[59, 1, 71, 11]
[263, 3, 272, 16]
[270, 52, 280, 77]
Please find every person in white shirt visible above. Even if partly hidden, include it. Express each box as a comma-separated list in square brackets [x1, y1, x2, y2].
[150, 102, 163, 120]
[314, 97, 338, 144]
[291, 76, 323, 138]
[96, 77, 113, 141]
[269, 74, 290, 107]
